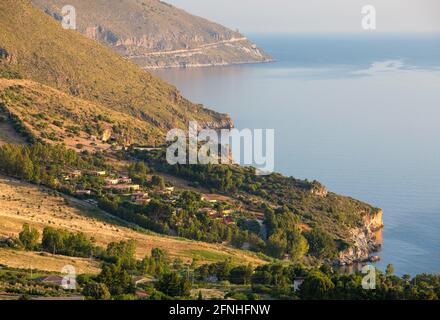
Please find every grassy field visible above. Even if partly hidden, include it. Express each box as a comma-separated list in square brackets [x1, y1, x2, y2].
[0, 248, 100, 274]
[0, 176, 266, 274]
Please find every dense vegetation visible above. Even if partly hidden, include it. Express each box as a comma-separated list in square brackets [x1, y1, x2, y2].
[4, 223, 440, 301]
[194, 261, 440, 300]
[0, 143, 107, 188]
[0, 142, 360, 262]
[98, 191, 266, 252]
[129, 148, 380, 259]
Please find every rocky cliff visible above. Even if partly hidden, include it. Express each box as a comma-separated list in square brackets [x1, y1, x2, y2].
[337, 210, 384, 266]
[32, 0, 273, 69]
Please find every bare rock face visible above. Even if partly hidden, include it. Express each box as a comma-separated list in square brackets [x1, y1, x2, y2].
[311, 185, 328, 197]
[336, 210, 384, 266]
[101, 127, 112, 142]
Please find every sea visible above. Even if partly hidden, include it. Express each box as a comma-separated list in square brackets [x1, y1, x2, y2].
[152, 33, 440, 276]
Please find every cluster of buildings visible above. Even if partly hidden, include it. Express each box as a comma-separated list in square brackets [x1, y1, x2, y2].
[199, 194, 236, 225]
[65, 170, 237, 225]
[66, 169, 176, 206]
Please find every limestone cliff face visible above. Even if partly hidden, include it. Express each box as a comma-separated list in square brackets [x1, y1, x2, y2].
[337, 209, 384, 266]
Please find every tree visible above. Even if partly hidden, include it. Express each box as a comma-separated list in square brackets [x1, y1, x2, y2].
[229, 264, 253, 285]
[105, 240, 137, 270]
[299, 271, 335, 300]
[198, 290, 203, 300]
[19, 224, 40, 251]
[151, 175, 165, 189]
[41, 227, 95, 257]
[128, 161, 150, 184]
[386, 264, 395, 277]
[286, 227, 309, 262]
[266, 229, 287, 259]
[97, 264, 134, 296]
[141, 248, 169, 276]
[304, 229, 337, 259]
[156, 272, 192, 297]
[83, 282, 111, 300]
[216, 259, 233, 281]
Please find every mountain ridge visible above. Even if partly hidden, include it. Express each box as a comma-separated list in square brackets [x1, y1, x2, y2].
[0, 0, 232, 145]
[32, 0, 273, 69]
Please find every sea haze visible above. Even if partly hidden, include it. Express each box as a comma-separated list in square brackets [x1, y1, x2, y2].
[153, 34, 440, 276]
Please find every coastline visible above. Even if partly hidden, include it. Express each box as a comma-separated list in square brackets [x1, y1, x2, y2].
[143, 58, 276, 70]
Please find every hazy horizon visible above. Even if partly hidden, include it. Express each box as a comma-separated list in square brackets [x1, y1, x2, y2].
[166, 0, 440, 34]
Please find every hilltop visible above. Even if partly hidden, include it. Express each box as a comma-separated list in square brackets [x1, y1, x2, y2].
[0, 0, 232, 145]
[32, 0, 272, 69]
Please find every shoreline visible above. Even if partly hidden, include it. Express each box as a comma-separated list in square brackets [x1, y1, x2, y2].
[143, 58, 276, 71]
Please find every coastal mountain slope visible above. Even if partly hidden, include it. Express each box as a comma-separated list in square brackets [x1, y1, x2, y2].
[0, 0, 232, 145]
[0, 176, 266, 272]
[32, 0, 272, 69]
[0, 79, 166, 149]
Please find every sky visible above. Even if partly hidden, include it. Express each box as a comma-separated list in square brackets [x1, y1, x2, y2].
[166, 0, 440, 34]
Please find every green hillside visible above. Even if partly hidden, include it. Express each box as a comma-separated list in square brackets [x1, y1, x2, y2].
[0, 79, 167, 149]
[0, 0, 232, 145]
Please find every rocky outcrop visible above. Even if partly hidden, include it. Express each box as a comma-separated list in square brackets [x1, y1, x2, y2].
[336, 209, 384, 266]
[310, 185, 328, 197]
[0, 48, 16, 64]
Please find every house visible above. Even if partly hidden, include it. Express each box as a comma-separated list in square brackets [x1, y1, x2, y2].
[135, 290, 150, 299]
[200, 207, 217, 215]
[201, 194, 218, 203]
[118, 177, 133, 184]
[132, 276, 154, 287]
[75, 190, 91, 196]
[104, 184, 140, 193]
[200, 208, 223, 219]
[158, 186, 175, 195]
[132, 192, 150, 204]
[63, 170, 82, 181]
[222, 209, 235, 216]
[88, 170, 106, 176]
[36, 275, 65, 286]
[223, 216, 235, 225]
[135, 198, 151, 205]
[105, 178, 120, 185]
[132, 191, 149, 199]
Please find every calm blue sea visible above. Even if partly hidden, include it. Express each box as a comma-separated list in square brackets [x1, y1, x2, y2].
[153, 34, 440, 276]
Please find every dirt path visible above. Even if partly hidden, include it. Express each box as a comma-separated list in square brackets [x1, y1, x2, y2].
[128, 37, 248, 58]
